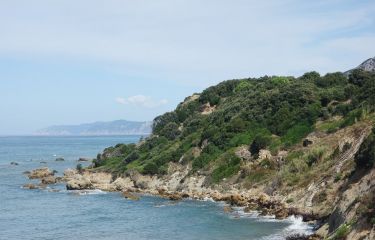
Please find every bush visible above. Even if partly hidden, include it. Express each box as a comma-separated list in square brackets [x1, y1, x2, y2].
[281, 123, 313, 147]
[246, 169, 273, 184]
[123, 151, 140, 164]
[142, 162, 159, 175]
[355, 127, 375, 168]
[250, 134, 272, 156]
[159, 122, 181, 140]
[306, 148, 324, 167]
[340, 108, 363, 128]
[331, 223, 350, 240]
[152, 112, 179, 134]
[211, 154, 241, 183]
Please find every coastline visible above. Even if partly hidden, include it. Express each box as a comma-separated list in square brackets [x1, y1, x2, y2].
[24, 166, 320, 239]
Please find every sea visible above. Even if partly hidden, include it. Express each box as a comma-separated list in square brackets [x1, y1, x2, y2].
[0, 136, 313, 240]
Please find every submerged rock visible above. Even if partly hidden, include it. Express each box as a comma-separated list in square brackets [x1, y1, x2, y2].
[23, 183, 38, 189]
[55, 157, 64, 161]
[28, 167, 54, 179]
[10, 162, 19, 165]
[78, 157, 90, 162]
[122, 191, 140, 201]
[223, 206, 233, 213]
[22, 183, 46, 190]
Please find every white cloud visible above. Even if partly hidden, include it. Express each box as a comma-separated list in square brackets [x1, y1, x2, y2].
[116, 95, 168, 108]
[0, 0, 374, 84]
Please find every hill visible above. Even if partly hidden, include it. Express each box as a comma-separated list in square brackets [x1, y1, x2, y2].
[89, 62, 375, 239]
[35, 120, 152, 136]
[345, 57, 375, 75]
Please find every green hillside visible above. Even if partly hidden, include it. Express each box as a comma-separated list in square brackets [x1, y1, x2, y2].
[92, 69, 374, 183]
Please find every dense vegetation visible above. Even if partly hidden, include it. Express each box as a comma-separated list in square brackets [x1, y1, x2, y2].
[93, 69, 375, 183]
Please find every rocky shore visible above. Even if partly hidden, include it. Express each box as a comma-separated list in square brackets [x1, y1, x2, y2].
[23, 165, 317, 226]
[23, 156, 375, 240]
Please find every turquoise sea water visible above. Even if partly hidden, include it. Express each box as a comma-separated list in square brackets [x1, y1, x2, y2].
[0, 136, 312, 240]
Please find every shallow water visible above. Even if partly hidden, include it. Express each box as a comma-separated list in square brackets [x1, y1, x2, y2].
[0, 136, 312, 240]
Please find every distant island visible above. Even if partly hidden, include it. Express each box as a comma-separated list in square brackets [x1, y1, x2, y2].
[35, 120, 152, 136]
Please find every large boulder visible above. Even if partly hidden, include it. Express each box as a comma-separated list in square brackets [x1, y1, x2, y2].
[28, 168, 54, 179]
[66, 176, 93, 190]
[41, 176, 57, 184]
[112, 177, 135, 191]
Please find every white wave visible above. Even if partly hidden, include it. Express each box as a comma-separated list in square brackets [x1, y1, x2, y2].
[66, 189, 107, 195]
[201, 197, 215, 202]
[258, 215, 314, 240]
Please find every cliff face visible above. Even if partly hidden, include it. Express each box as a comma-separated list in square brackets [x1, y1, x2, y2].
[91, 62, 375, 239]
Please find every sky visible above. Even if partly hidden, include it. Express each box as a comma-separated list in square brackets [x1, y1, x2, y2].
[0, 0, 374, 135]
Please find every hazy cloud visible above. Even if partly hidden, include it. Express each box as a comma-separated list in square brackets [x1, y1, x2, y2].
[0, 0, 374, 83]
[116, 95, 168, 108]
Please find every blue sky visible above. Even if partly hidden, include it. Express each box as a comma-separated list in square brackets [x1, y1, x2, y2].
[0, 0, 374, 135]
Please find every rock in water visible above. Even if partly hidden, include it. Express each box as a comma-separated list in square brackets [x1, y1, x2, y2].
[122, 191, 140, 200]
[66, 176, 93, 190]
[55, 157, 64, 161]
[41, 176, 56, 184]
[223, 206, 233, 213]
[78, 157, 90, 162]
[10, 162, 19, 165]
[28, 167, 54, 179]
[23, 183, 38, 189]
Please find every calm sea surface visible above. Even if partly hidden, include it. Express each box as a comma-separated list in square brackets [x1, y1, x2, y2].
[0, 136, 311, 240]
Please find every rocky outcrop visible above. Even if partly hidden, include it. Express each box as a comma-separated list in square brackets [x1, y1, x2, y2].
[200, 103, 216, 115]
[66, 175, 93, 190]
[28, 167, 54, 179]
[41, 176, 57, 184]
[258, 149, 271, 161]
[235, 146, 252, 161]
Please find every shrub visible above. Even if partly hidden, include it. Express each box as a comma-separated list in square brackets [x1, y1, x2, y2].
[281, 123, 313, 147]
[123, 151, 140, 164]
[331, 223, 350, 240]
[286, 198, 294, 203]
[306, 148, 324, 167]
[211, 154, 241, 183]
[159, 122, 181, 140]
[250, 134, 272, 156]
[340, 108, 363, 128]
[142, 162, 159, 175]
[355, 127, 375, 168]
[246, 169, 273, 184]
[152, 112, 179, 134]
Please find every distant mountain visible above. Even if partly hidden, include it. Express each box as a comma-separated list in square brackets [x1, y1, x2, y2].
[345, 56, 375, 75]
[35, 120, 152, 136]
